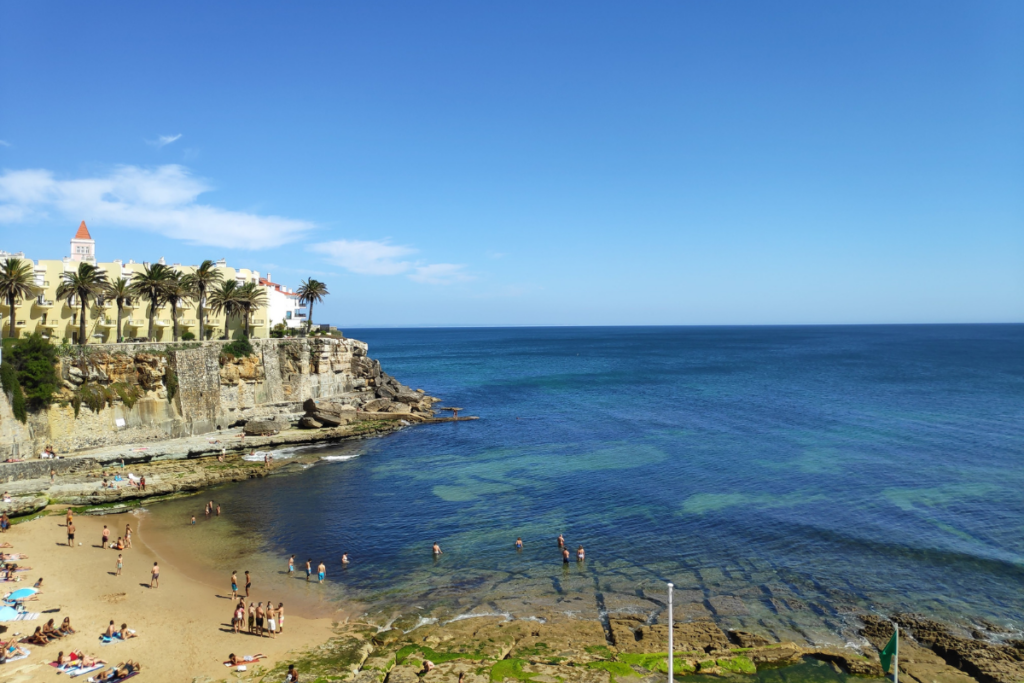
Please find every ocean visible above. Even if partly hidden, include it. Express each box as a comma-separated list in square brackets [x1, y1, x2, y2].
[141, 325, 1024, 645]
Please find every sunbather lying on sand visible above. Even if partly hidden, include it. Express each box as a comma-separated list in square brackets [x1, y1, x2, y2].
[55, 650, 105, 668]
[97, 660, 142, 680]
[227, 653, 266, 665]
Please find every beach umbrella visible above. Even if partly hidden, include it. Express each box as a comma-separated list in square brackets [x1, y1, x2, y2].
[6, 588, 37, 600]
[0, 605, 18, 621]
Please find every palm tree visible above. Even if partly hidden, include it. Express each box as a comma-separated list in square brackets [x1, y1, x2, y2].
[208, 280, 244, 339]
[0, 258, 36, 339]
[56, 262, 108, 345]
[105, 277, 132, 342]
[129, 263, 173, 341]
[237, 281, 268, 337]
[296, 278, 329, 333]
[164, 272, 195, 342]
[182, 260, 223, 341]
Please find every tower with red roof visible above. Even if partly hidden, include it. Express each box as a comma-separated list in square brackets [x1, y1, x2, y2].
[70, 221, 95, 262]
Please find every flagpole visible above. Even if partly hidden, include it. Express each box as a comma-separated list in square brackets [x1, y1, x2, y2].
[667, 582, 674, 683]
[894, 625, 899, 683]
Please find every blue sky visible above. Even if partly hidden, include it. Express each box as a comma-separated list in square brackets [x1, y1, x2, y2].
[1, 2, 1021, 326]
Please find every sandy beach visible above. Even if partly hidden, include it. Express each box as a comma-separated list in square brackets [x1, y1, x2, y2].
[0, 511, 336, 682]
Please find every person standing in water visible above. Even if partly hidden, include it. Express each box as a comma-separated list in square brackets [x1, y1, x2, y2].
[515, 537, 523, 550]
[562, 547, 570, 564]
[288, 555, 295, 573]
[557, 534, 564, 548]
[317, 561, 326, 583]
[341, 553, 349, 566]
[576, 545, 585, 562]
[305, 559, 312, 581]
[432, 542, 443, 556]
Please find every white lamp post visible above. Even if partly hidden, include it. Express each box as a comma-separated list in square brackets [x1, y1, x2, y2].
[667, 582, 674, 683]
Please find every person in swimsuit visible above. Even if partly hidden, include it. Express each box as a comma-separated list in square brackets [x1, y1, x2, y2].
[432, 542, 442, 556]
[124, 523, 132, 548]
[191, 515, 196, 526]
[67, 522, 75, 548]
[317, 561, 326, 583]
[233, 604, 244, 633]
[116, 537, 124, 550]
[248, 602, 255, 634]
[557, 533, 564, 548]
[216, 504, 221, 516]
[255, 602, 265, 637]
[266, 601, 277, 639]
[116, 553, 122, 576]
[115, 623, 136, 639]
[515, 537, 523, 550]
[231, 571, 238, 599]
[102, 525, 110, 547]
[577, 545, 585, 562]
[106, 620, 117, 637]
[276, 602, 285, 633]
[288, 555, 295, 573]
[341, 553, 349, 566]
[150, 561, 159, 588]
[59, 617, 75, 635]
[245, 570, 251, 596]
[562, 547, 570, 564]
[305, 559, 312, 581]
[286, 663, 299, 682]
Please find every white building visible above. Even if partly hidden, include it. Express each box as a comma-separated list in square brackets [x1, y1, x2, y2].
[260, 274, 307, 330]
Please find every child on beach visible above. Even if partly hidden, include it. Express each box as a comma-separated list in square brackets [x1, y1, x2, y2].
[150, 561, 159, 588]
[116, 554, 122, 576]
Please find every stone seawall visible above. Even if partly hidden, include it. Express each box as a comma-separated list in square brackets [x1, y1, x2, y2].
[0, 336, 416, 456]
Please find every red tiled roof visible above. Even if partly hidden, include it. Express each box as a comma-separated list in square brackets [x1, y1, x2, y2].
[74, 221, 92, 240]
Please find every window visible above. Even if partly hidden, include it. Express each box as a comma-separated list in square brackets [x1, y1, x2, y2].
[285, 311, 292, 319]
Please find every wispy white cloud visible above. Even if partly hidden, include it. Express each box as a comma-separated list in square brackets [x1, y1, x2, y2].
[311, 239, 472, 285]
[0, 164, 312, 249]
[409, 263, 473, 285]
[147, 134, 183, 148]
[0, 140, 10, 147]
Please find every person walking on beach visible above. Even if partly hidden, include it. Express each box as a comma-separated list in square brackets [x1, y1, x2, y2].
[317, 561, 326, 583]
[102, 525, 110, 548]
[244, 570, 251, 597]
[557, 533, 564, 549]
[67, 522, 76, 548]
[432, 542, 443, 556]
[150, 561, 160, 588]
[288, 555, 295, 573]
[515, 537, 523, 550]
[576, 545, 585, 562]
[116, 554, 123, 576]
[231, 571, 238, 600]
[305, 559, 312, 582]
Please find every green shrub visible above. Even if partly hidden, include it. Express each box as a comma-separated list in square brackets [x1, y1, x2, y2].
[165, 368, 178, 402]
[76, 382, 110, 414]
[222, 335, 254, 359]
[1, 363, 27, 423]
[2, 333, 59, 414]
[180, 331, 196, 341]
[112, 382, 142, 410]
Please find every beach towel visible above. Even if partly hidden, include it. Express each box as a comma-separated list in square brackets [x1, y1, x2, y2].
[64, 663, 103, 677]
[1, 612, 39, 622]
[87, 671, 139, 682]
[4, 647, 29, 662]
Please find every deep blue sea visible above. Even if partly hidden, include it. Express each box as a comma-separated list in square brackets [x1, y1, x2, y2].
[146, 325, 1024, 644]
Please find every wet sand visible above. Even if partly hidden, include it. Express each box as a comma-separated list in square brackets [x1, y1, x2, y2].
[0, 511, 337, 682]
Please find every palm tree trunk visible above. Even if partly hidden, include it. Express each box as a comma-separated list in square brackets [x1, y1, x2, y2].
[244, 312, 250, 337]
[148, 301, 156, 341]
[79, 298, 87, 345]
[198, 288, 205, 339]
[308, 301, 314, 333]
[171, 302, 179, 342]
[224, 315, 230, 340]
[6, 295, 15, 338]
[117, 304, 123, 342]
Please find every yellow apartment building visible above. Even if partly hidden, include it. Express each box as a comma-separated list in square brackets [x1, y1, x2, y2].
[1, 222, 270, 343]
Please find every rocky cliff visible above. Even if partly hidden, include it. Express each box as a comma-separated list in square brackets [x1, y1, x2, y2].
[0, 337, 435, 457]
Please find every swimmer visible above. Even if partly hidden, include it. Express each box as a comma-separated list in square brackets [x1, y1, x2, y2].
[577, 545, 585, 562]
[557, 533, 564, 548]
[562, 547, 570, 564]
[341, 553, 349, 565]
[515, 537, 523, 550]
[432, 542, 443, 556]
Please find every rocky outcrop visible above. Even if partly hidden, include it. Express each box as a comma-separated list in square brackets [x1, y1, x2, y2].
[0, 337, 440, 456]
[243, 419, 285, 436]
[861, 613, 1024, 683]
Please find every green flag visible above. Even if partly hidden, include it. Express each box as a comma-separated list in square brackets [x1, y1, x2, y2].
[880, 629, 898, 674]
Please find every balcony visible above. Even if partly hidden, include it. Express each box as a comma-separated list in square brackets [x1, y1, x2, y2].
[251, 319, 266, 327]
[124, 319, 142, 327]
[13, 321, 27, 328]
[154, 320, 171, 328]
[40, 319, 60, 328]
[204, 320, 219, 328]
[98, 319, 116, 328]
[178, 318, 198, 327]
[35, 299, 54, 308]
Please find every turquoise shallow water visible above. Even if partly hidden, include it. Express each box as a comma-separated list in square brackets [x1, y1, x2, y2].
[145, 325, 1024, 644]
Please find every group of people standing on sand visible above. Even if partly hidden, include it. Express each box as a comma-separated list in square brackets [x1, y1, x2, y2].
[231, 597, 285, 638]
